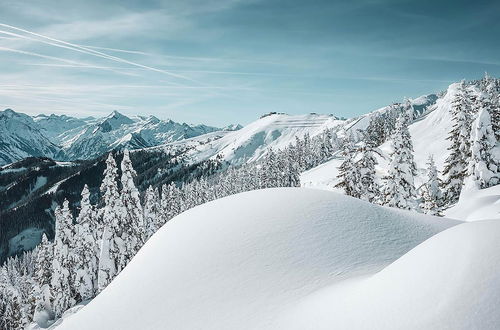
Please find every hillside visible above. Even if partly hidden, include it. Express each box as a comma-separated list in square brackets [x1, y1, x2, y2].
[0, 109, 61, 165]
[301, 82, 485, 189]
[53, 188, 458, 330]
[150, 94, 437, 166]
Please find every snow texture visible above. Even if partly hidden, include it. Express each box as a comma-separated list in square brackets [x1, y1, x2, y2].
[55, 188, 458, 330]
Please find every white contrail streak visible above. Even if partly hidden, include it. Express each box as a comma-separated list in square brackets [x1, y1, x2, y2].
[0, 23, 205, 85]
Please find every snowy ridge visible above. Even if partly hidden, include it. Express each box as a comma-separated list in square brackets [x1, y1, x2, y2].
[0, 109, 233, 165]
[0, 109, 61, 165]
[54, 188, 458, 330]
[301, 83, 482, 189]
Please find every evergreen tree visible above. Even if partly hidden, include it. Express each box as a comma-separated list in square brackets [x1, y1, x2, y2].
[382, 115, 418, 210]
[51, 200, 76, 317]
[33, 233, 54, 323]
[335, 134, 362, 198]
[97, 153, 121, 293]
[73, 185, 99, 301]
[420, 155, 443, 215]
[357, 141, 379, 203]
[143, 185, 161, 240]
[468, 108, 500, 188]
[120, 150, 145, 267]
[442, 81, 472, 204]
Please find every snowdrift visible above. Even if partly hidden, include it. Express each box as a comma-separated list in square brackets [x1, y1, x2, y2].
[56, 188, 457, 330]
[280, 220, 500, 329]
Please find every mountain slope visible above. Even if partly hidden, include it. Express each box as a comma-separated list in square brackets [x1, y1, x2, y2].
[0, 109, 62, 165]
[0, 109, 231, 165]
[54, 188, 458, 330]
[49, 110, 227, 160]
[301, 82, 483, 190]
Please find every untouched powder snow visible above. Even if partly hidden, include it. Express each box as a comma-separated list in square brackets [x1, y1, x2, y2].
[55, 188, 458, 330]
[445, 184, 500, 221]
[279, 220, 500, 329]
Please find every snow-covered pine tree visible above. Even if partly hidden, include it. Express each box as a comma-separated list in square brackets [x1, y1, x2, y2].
[382, 114, 418, 210]
[420, 155, 443, 215]
[468, 107, 500, 188]
[365, 115, 386, 146]
[357, 141, 379, 203]
[97, 153, 121, 293]
[73, 184, 99, 301]
[51, 200, 76, 317]
[32, 233, 54, 324]
[143, 185, 161, 240]
[480, 80, 500, 141]
[120, 149, 145, 265]
[403, 98, 415, 122]
[335, 133, 361, 198]
[442, 81, 472, 205]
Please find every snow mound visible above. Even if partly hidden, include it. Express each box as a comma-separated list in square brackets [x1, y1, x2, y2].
[280, 220, 500, 329]
[56, 188, 457, 330]
[445, 184, 500, 221]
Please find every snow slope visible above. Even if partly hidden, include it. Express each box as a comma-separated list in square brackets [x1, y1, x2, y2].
[151, 113, 347, 165]
[301, 83, 471, 190]
[0, 109, 61, 165]
[445, 184, 500, 221]
[279, 220, 500, 329]
[55, 188, 458, 330]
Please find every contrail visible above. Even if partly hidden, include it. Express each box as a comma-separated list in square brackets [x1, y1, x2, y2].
[0, 45, 149, 79]
[0, 22, 205, 85]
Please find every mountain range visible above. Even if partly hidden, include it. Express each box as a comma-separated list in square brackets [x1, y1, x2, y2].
[1, 77, 498, 265]
[0, 109, 241, 166]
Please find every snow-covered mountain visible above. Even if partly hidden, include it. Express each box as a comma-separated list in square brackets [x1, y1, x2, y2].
[0, 109, 61, 165]
[0, 109, 233, 165]
[146, 95, 437, 167]
[301, 80, 500, 205]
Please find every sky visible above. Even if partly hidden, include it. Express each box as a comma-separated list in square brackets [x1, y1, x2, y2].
[0, 0, 499, 126]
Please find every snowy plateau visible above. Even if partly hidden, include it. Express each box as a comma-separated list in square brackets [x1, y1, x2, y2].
[1, 77, 499, 330]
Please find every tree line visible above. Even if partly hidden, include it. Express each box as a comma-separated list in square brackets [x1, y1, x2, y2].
[336, 76, 500, 215]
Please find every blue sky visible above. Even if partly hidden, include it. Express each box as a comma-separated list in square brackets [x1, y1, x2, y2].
[0, 0, 499, 126]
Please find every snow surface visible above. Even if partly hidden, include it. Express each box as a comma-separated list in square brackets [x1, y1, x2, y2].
[153, 113, 346, 165]
[279, 220, 500, 329]
[445, 184, 500, 221]
[55, 188, 458, 330]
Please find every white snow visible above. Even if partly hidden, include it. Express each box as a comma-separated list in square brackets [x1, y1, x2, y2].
[445, 184, 500, 221]
[153, 113, 346, 166]
[279, 220, 500, 329]
[55, 188, 458, 330]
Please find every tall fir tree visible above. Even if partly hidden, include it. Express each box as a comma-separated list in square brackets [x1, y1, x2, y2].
[143, 185, 161, 240]
[382, 115, 418, 210]
[120, 150, 145, 266]
[442, 81, 472, 205]
[357, 141, 379, 203]
[32, 233, 54, 323]
[97, 153, 121, 293]
[73, 185, 99, 301]
[335, 134, 362, 198]
[468, 108, 500, 188]
[420, 155, 443, 215]
[51, 200, 76, 317]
